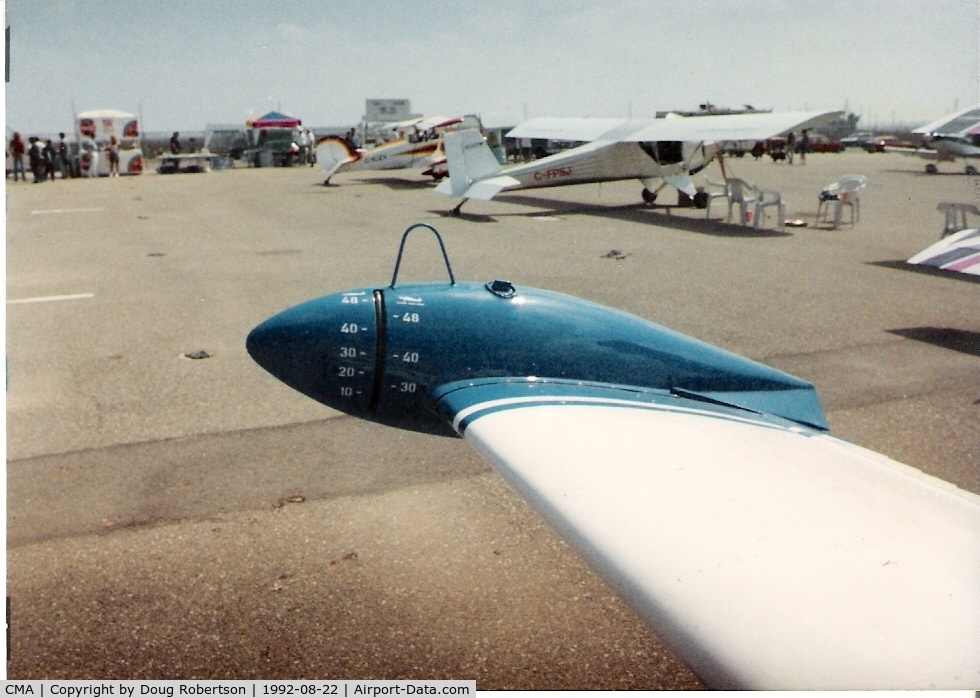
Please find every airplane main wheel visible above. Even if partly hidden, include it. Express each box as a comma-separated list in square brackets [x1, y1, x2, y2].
[966, 165, 978, 175]
[925, 164, 938, 174]
[641, 188, 657, 204]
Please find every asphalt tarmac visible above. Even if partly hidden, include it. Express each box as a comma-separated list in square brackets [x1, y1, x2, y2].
[6, 149, 979, 687]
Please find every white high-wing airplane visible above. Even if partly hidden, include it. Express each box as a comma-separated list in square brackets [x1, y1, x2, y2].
[889, 105, 980, 174]
[316, 114, 482, 184]
[435, 110, 842, 214]
[248, 224, 980, 690]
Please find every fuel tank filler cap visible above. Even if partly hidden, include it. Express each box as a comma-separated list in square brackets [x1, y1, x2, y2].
[485, 280, 516, 298]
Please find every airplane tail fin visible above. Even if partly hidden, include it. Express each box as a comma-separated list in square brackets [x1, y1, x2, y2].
[315, 136, 360, 180]
[436, 129, 520, 200]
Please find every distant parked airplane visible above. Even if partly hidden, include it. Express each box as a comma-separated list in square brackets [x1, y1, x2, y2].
[888, 105, 980, 174]
[315, 115, 482, 184]
[435, 110, 841, 214]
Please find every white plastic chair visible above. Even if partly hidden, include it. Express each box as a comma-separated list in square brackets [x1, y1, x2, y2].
[753, 188, 786, 230]
[817, 175, 866, 229]
[702, 176, 730, 219]
[726, 178, 758, 225]
[937, 202, 980, 237]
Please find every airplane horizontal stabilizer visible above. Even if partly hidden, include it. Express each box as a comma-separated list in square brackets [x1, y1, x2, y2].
[435, 174, 520, 200]
[433, 178, 456, 196]
[462, 176, 522, 201]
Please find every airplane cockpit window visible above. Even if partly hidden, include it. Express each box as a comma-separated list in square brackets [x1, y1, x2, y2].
[639, 141, 684, 165]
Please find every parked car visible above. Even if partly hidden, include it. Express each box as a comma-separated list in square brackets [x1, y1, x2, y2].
[806, 133, 844, 153]
[863, 135, 918, 153]
[840, 132, 875, 149]
[763, 134, 841, 158]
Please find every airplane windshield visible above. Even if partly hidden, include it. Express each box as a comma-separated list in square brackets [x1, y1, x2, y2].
[639, 141, 684, 165]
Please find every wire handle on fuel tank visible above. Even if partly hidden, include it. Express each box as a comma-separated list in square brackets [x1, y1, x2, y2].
[389, 223, 456, 289]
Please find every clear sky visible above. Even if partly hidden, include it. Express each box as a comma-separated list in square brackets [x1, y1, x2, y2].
[4, 0, 979, 135]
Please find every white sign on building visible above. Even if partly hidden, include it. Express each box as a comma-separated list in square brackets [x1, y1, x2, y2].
[363, 99, 421, 123]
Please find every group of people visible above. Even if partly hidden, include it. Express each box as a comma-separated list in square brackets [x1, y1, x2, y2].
[8, 131, 123, 181]
[784, 129, 810, 164]
[9, 132, 71, 182]
[749, 128, 811, 164]
[295, 128, 317, 166]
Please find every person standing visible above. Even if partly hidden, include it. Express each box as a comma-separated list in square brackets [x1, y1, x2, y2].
[170, 131, 181, 154]
[57, 132, 72, 178]
[10, 132, 26, 181]
[799, 129, 810, 165]
[297, 127, 308, 165]
[785, 132, 796, 165]
[82, 138, 99, 177]
[43, 139, 57, 181]
[107, 135, 120, 177]
[28, 136, 44, 182]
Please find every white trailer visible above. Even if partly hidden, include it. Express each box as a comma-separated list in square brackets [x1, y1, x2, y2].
[75, 109, 144, 175]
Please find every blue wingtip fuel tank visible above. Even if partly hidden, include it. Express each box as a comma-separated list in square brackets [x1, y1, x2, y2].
[247, 278, 829, 434]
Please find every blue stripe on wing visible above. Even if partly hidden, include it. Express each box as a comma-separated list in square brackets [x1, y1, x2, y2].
[434, 378, 823, 436]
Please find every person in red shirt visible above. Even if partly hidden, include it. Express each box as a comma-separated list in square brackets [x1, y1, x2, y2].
[9, 132, 26, 181]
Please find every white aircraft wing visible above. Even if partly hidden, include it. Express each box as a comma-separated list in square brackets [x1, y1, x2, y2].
[623, 111, 843, 143]
[414, 115, 464, 131]
[507, 118, 634, 142]
[913, 105, 980, 135]
[436, 382, 980, 690]
[907, 227, 980, 275]
[507, 111, 841, 145]
[384, 117, 426, 130]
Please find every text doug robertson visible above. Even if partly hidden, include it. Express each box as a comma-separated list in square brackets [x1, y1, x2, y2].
[45, 687, 245, 698]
